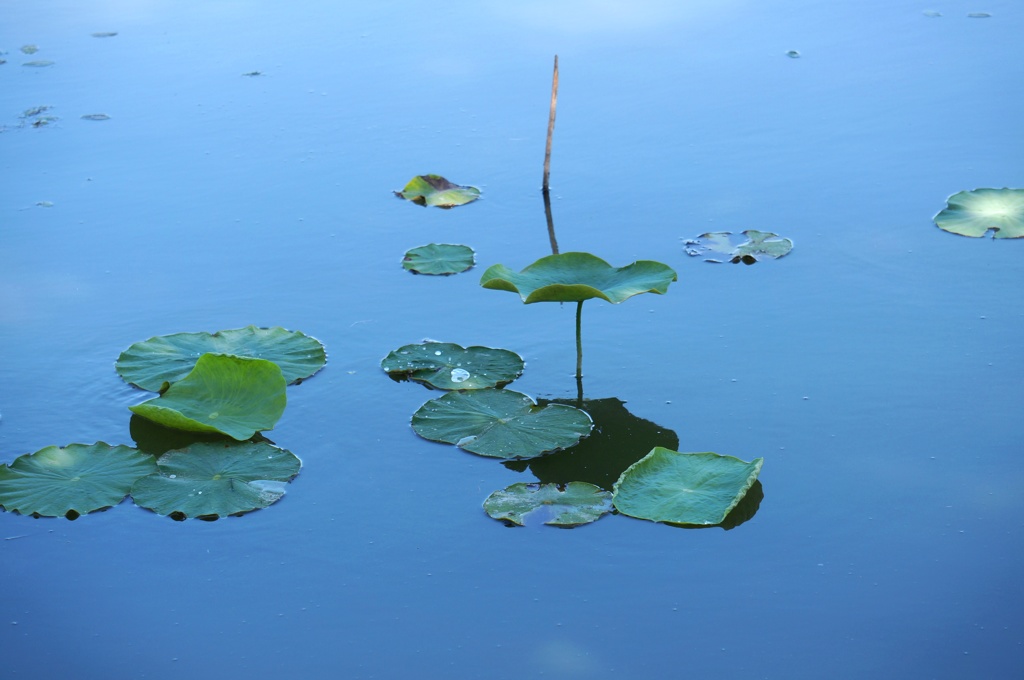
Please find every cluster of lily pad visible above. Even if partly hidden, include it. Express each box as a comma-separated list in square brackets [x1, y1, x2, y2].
[382, 248, 766, 528]
[0, 326, 326, 520]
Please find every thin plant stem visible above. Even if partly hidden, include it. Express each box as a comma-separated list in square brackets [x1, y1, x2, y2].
[575, 300, 583, 381]
[542, 55, 559, 192]
[543, 188, 559, 254]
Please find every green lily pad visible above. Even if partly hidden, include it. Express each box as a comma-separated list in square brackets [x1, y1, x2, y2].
[381, 341, 524, 390]
[129, 353, 287, 441]
[612, 448, 763, 526]
[411, 388, 593, 460]
[131, 441, 300, 519]
[483, 482, 612, 527]
[0, 443, 156, 518]
[934, 188, 1024, 239]
[395, 174, 481, 208]
[684, 230, 793, 263]
[480, 252, 677, 304]
[402, 243, 476, 275]
[116, 325, 326, 392]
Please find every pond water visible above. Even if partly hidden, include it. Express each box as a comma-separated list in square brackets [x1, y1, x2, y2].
[2, 1, 1023, 678]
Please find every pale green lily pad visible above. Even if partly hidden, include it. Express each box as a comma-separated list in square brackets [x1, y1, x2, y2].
[395, 174, 481, 208]
[612, 448, 763, 526]
[129, 353, 287, 441]
[381, 341, 524, 390]
[934, 188, 1024, 239]
[403, 243, 475, 275]
[0, 443, 156, 518]
[483, 482, 612, 527]
[131, 441, 300, 519]
[480, 252, 677, 304]
[684, 230, 793, 263]
[22, 60, 55, 67]
[116, 325, 326, 391]
[411, 388, 592, 460]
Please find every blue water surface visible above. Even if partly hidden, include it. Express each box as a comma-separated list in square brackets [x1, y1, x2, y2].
[2, 1, 1023, 678]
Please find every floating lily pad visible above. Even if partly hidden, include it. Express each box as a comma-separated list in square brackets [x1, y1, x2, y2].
[116, 325, 326, 391]
[402, 243, 475, 275]
[933, 188, 1024, 239]
[395, 174, 480, 208]
[81, 113, 110, 121]
[480, 252, 677, 304]
[129, 354, 287, 441]
[612, 448, 763, 526]
[684, 230, 793, 263]
[22, 60, 54, 67]
[0, 443, 156, 518]
[20, 45, 39, 55]
[91, 32, 118, 38]
[483, 482, 612, 527]
[381, 341, 524, 390]
[411, 388, 592, 459]
[131, 441, 300, 520]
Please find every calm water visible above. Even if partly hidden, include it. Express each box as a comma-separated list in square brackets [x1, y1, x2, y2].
[2, 1, 1023, 678]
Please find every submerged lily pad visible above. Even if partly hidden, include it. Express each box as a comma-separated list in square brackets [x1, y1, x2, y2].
[381, 341, 524, 390]
[933, 188, 1024, 239]
[402, 243, 475, 275]
[116, 325, 326, 391]
[395, 174, 480, 208]
[483, 482, 612, 527]
[131, 441, 300, 519]
[129, 354, 287, 441]
[480, 252, 677, 304]
[411, 388, 592, 459]
[685, 230, 793, 263]
[0, 443, 156, 518]
[612, 448, 763, 526]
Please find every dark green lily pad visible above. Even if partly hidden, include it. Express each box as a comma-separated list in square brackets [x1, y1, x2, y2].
[411, 388, 592, 460]
[129, 354, 287, 441]
[395, 174, 480, 208]
[612, 448, 763, 526]
[934, 188, 1024, 239]
[480, 252, 677, 304]
[684, 230, 793, 263]
[483, 482, 612, 527]
[116, 325, 326, 391]
[131, 441, 300, 519]
[402, 243, 475, 275]
[0, 443, 156, 518]
[381, 341, 524, 390]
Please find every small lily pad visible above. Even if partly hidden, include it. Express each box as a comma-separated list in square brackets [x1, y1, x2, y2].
[411, 388, 592, 460]
[402, 243, 475, 275]
[933, 188, 1024, 239]
[483, 482, 612, 527]
[480, 252, 677, 304]
[22, 60, 54, 67]
[20, 45, 39, 55]
[129, 353, 287, 441]
[685, 230, 793, 263]
[381, 341, 524, 390]
[130, 441, 300, 519]
[116, 325, 326, 392]
[91, 32, 118, 38]
[0, 443, 156, 518]
[81, 113, 110, 121]
[612, 448, 763, 526]
[395, 174, 480, 208]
